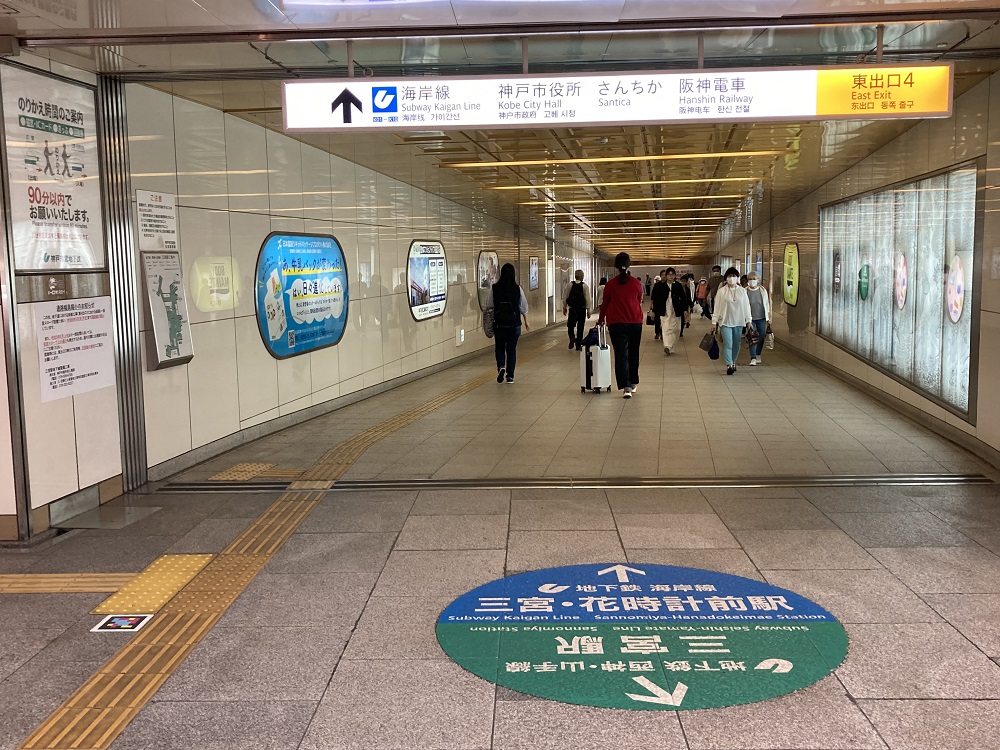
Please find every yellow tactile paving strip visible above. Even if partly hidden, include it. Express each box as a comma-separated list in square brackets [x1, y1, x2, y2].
[91, 555, 214, 615]
[19, 341, 557, 750]
[208, 463, 273, 481]
[0, 574, 135, 594]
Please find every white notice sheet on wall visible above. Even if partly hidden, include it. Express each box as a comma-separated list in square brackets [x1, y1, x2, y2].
[1, 65, 105, 271]
[136, 190, 178, 251]
[34, 296, 116, 402]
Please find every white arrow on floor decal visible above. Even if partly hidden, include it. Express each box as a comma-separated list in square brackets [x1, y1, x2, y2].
[755, 658, 794, 673]
[596, 564, 646, 583]
[625, 676, 688, 706]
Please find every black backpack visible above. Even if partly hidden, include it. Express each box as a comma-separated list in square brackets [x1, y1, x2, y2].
[493, 284, 518, 327]
[567, 282, 585, 309]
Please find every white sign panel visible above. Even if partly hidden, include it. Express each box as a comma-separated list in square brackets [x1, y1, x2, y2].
[136, 190, 178, 252]
[407, 240, 448, 321]
[141, 252, 194, 370]
[1, 65, 105, 271]
[34, 296, 116, 403]
[283, 65, 952, 133]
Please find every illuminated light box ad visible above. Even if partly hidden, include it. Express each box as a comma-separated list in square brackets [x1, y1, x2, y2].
[284, 64, 952, 133]
[2, 65, 105, 271]
[529, 256, 540, 291]
[818, 164, 977, 414]
[477, 251, 499, 310]
[408, 240, 448, 321]
[254, 232, 349, 359]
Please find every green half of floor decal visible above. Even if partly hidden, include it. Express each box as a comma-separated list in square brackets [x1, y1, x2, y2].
[436, 564, 848, 710]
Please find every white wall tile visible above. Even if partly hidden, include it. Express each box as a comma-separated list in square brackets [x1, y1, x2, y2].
[126, 85, 179, 196]
[187, 319, 240, 449]
[225, 114, 269, 214]
[141, 335, 193, 468]
[235, 315, 278, 421]
[173, 97, 229, 211]
[266, 129, 303, 217]
[182, 207, 237, 325]
[230, 211, 272, 320]
[74, 385, 123, 489]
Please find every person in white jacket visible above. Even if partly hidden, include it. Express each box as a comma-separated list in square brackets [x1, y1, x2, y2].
[711, 266, 752, 375]
[745, 271, 771, 366]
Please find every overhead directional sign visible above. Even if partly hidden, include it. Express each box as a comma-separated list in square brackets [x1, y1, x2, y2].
[284, 64, 953, 133]
[436, 563, 849, 710]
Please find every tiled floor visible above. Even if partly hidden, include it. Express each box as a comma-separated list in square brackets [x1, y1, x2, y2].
[2, 323, 1000, 750]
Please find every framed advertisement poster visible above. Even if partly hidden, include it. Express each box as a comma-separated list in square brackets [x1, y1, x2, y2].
[1, 65, 105, 271]
[528, 256, 539, 291]
[476, 251, 499, 310]
[783, 243, 799, 307]
[141, 252, 194, 370]
[408, 240, 447, 321]
[254, 232, 349, 359]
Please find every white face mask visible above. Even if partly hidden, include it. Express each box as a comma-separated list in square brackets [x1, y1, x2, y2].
[727, 277, 738, 286]
[749, 279, 759, 288]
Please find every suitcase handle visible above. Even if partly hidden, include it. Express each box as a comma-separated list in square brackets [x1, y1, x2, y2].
[598, 324, 608, 349]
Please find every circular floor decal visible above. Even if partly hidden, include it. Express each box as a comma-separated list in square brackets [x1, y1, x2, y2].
[436, 564, 848, 711]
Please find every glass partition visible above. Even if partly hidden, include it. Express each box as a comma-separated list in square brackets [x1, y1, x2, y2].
[818, 163, 978, 415]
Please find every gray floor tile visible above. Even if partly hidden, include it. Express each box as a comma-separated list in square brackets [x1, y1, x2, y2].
[700, 487, 804, 500]
[828, 511, 974, 548]
[494, 700, 687, 750]
[709, 498, 836, 530]
[268, 533, 395, 574]
[110, 700, 317, 750]
[0, 628, 63, 681]
[616, 514, 739, 548]
[166, 517, 253, 554]
[859, 699, 1000, 750]
[799, 486, 924, 513]
[605, 488, 712, 514]
[680, 677, 886, 750]
[410, 489, 510, 515]
[507, 530, 625, 569]
[296, 498, 413, 533]
[625, 549, 763, 579]
[0, 552, 44, 573]
[510, 490, 614, 530]
[837, 623, 1000, 698]
[868, 547, 1000, 593]
[373, 550, 506, 598]
[219, 573, 376, 627]
[27, 533, 178, 573]
[396, 515, 508, 550]
[30, 618, 140, 665]
[158, 626, 348, 701]
[0, 593, 107, 631]
[298, 660, 494, 750]
[921, 594, 1000, 656]
[762, 569, 941, 623]
[342, 596, 451, 660]
[736, 530, 879, 570]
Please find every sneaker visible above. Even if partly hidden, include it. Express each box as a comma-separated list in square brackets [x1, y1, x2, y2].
[749, 358, 758, 366]
[623, 388, 632, 399]
[664, 346, 671, 355]
[756, 357, 762, 365]
[497, 367, 505, 383]
[726, 365, 735, 376]
[654, 334, 661, 340]
[575, 345, 582, 351]
[506, 377, 514, 384]
[568, 341, 575, 349]
[629, 384, 637, 394]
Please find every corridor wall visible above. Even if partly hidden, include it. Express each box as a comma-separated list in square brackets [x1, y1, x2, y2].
[126, 84, 592, 474]
[712, 74, 1000, 465]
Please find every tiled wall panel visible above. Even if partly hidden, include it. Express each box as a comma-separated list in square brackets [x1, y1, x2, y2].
[129, 85, 593, 470]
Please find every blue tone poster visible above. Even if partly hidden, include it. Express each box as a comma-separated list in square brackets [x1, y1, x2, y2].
[254, 232, 349, 359]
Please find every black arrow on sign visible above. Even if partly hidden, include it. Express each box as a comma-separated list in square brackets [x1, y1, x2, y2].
[331, 89, 363, 124]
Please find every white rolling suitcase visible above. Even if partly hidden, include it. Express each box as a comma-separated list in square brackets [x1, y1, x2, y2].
[580, 325, 612, 393]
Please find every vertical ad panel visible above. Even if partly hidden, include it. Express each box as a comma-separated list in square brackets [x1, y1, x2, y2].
[408, 240, 448, 321]
[1, 65, 105, 271]
[818, 164, 977, 415]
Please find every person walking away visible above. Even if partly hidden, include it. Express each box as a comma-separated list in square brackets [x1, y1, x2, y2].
[598, 252, 645, 398]
[644, 274, 652, 298]
[706, 265, 723, 318]
[745, 271, 771, 366]
[681, 274, 696, 336]
[595, 277, 606, 311]
[487, 263, 529, 384]
[562, 269, 592, 350]
[711, 267, 752, 376]
[695, 276, 710, 317]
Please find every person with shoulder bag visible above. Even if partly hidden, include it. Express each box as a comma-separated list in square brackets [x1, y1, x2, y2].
[562, 269, 592, 351]
[710, 267, 752, 376]
[486, 263, 529, 384]
[745, 271, 771, 366]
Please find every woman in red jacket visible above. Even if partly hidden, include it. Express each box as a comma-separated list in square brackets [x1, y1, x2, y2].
[597, 252, 645, 398]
